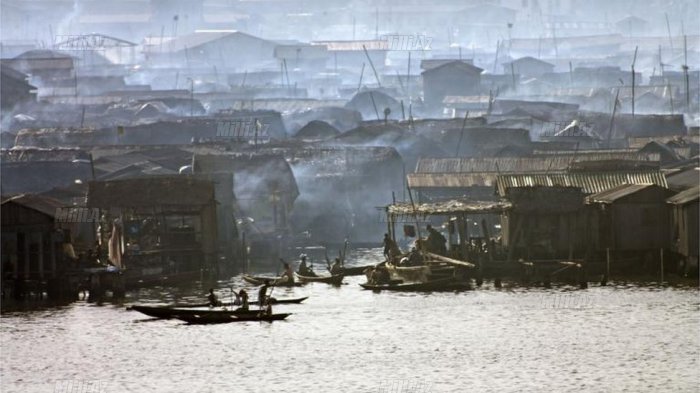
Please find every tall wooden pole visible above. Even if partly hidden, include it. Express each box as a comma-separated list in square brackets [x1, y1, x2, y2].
[606, 88, 620, 148]
[362, 45, 381, 87]
[660, 248, 664, 284]
[357, 63, 365, 91]
[406, 52, 411, 97]
[665, 13, 674, 53]
[683, 35, 690, 111]
[631, 46, 638, 117]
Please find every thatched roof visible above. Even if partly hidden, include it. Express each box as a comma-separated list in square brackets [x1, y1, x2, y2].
[387, 199, 511, 216]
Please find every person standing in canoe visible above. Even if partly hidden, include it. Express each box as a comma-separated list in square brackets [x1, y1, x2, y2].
[207, 288, 219, 307]
[258, 280, 271, 308]
[426, 225, 447, 255]
[382, 233, 400, 260]
[330, 258, 343, 275]
[238, 289, 249, 310]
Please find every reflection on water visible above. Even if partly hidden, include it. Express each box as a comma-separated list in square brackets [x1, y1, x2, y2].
[1, 248, 698, 393]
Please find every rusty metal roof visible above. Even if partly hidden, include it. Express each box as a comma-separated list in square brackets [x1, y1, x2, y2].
[496, 171, 668, 195]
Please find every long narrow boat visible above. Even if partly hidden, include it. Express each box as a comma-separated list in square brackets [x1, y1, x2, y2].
[295, 273, 344, 285]
[171, 296, 308, 308]
[242, 275, 304, 287]
[128, 305, 262, 319]
[359, 277, 464, 292]
[341, 265, 375, 276]
[175, 312, 292, 324]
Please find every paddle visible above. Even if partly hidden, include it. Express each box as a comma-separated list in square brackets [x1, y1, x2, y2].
[260, 279, 277, 316]
[278, 257, 293, 283]
[323, 247, 332, 273]
[340, 239, 349, 267]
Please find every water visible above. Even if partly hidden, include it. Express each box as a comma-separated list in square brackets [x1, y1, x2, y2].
[1, 248, 698, 393]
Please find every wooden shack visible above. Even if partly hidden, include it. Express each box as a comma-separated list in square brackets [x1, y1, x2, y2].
[587, 184, 674, 252]
[1, 194, 66, 281]
[500, 186, 587, 261]
[87, 176, 219, 284]
[667, 186, 699, 275]
[421, 61, 483, 113]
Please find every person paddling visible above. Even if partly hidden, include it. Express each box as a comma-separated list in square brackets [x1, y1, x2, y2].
[297, 254, 316, 276]
[330, 258, 343, 275]
[238, 289, 249, 310]
[258, 280, 270, 308]
[280, 262, 295, 284]
[207, 288, 219, 307]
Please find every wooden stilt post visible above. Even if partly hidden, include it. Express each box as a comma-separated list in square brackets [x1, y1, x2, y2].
[603, 247, 610, 286]
[660, 248, 664, 285]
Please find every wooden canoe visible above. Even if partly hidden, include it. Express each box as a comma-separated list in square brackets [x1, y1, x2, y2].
[241, 275, 304, 287]
[170, 296, 308, 308]
[175, 312, 292, 324]
[128, 305, 262, 319]
[359, 277, 464, 292]
[295, 273, 344, 285]
[341, 265, 375, 276]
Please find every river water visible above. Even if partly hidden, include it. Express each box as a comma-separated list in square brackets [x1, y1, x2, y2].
[1, 248, 698, 393]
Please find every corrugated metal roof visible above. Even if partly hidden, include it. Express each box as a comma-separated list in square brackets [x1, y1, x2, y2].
[415, 155, 660, 174]
[420, 59, 475, 70]
[87, 177, 215, 208]
[407, 173, 497, 188]
[667, 186, 700, 205]
[1, 194, 64, 217]
[496, 171, 668, 195]
[442, 95, 491, 104]
[144, 31, 272, 54]
[586, 183, 654, 203]
[628, 135, 700, 149]
[666, 167, 700, 191]
[225, 99, 346, 113]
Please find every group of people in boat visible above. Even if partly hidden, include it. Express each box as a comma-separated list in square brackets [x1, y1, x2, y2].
[425, 225, 447, 255]
[206, 282, 273, 315]
[296, 254, 343, 278]
[398, 247, 424, 267]
[382, 224, 448, 264]
[367, 265, 391, 285]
